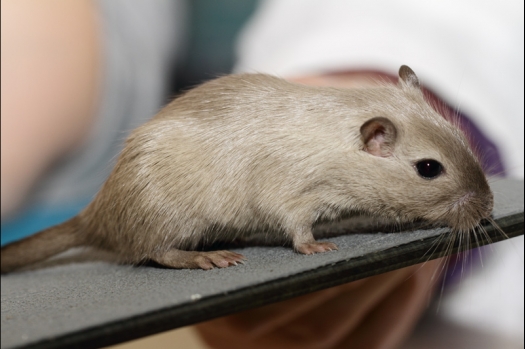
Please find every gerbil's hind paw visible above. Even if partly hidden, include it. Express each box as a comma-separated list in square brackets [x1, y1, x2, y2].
[295, 242, 338, 255]
[152, 249, 246, 270]
[193, 250, 246, 270]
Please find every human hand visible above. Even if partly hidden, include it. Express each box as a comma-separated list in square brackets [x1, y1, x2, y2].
[196, 72, 441, 349]
[195, 259, 442, 349]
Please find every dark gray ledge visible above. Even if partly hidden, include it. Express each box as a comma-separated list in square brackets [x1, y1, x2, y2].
[1, 179, 523, 349]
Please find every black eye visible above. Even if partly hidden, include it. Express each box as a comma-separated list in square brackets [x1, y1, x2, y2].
[415, 159, 444, 179]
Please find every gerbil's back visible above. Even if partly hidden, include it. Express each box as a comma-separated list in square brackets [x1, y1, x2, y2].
[86, 69, 491, 260]
[86, 75, 360, 256]
[153, 74, 367, 170]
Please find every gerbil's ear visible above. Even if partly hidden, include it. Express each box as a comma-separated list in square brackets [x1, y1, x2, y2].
[360, 117, 397, 157]
[398, 65, 421, 90]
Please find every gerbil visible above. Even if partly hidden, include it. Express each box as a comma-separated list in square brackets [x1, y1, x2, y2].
[1, 65, 493, 273]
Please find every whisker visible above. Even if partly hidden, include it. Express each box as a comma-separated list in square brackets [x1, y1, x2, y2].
[486, 216, 509, 240]
[471, 224, 484, 268]
[419, 229, 448, 263]
[457, 229, 471, 284]
[478, 222, 495, 248]
[448, 229, 461, 278]
[409, 229, 449, 282]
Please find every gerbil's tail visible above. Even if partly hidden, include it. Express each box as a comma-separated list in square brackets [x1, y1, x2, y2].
[1, 217, 85, 274]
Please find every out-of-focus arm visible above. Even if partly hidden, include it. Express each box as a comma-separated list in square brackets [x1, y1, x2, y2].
[1, 0, 101, 218]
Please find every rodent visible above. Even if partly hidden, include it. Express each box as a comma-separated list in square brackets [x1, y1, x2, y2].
[0, 65, 493, 273]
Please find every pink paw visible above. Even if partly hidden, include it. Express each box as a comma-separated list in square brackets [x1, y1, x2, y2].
[295, 242, 338, 255]
[194, 250, 246, 270]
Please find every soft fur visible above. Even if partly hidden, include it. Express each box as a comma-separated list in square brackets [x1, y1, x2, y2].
[1, 66, 493, 272]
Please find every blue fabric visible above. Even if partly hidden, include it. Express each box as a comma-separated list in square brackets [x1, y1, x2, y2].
[1, 200, 90, 246]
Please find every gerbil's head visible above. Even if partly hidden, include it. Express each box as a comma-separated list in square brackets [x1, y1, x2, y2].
[355, 65, 493, 232]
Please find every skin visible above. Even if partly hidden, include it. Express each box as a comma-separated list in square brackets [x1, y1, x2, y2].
[196, 259, 442, 349]
[1, 0, 100, 218]
[1, 3, 447, 346]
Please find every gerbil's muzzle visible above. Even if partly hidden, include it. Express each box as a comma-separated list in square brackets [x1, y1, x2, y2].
[449, 190, 494, 231]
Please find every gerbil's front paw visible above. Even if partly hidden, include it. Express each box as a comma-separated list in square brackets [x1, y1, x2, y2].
[295, 242, 338, 255]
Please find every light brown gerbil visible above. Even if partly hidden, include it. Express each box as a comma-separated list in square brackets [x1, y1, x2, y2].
[0, 66, 493, 273]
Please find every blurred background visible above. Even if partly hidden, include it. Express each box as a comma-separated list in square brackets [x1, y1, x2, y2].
[2, 0, 523, 348]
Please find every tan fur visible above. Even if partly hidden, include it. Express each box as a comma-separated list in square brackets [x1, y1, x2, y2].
[1, 217, 84, 273]
[0, 66, 493, 272]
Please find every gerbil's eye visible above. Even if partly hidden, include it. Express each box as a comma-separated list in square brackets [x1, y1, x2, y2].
[415, 159, 443, 179]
